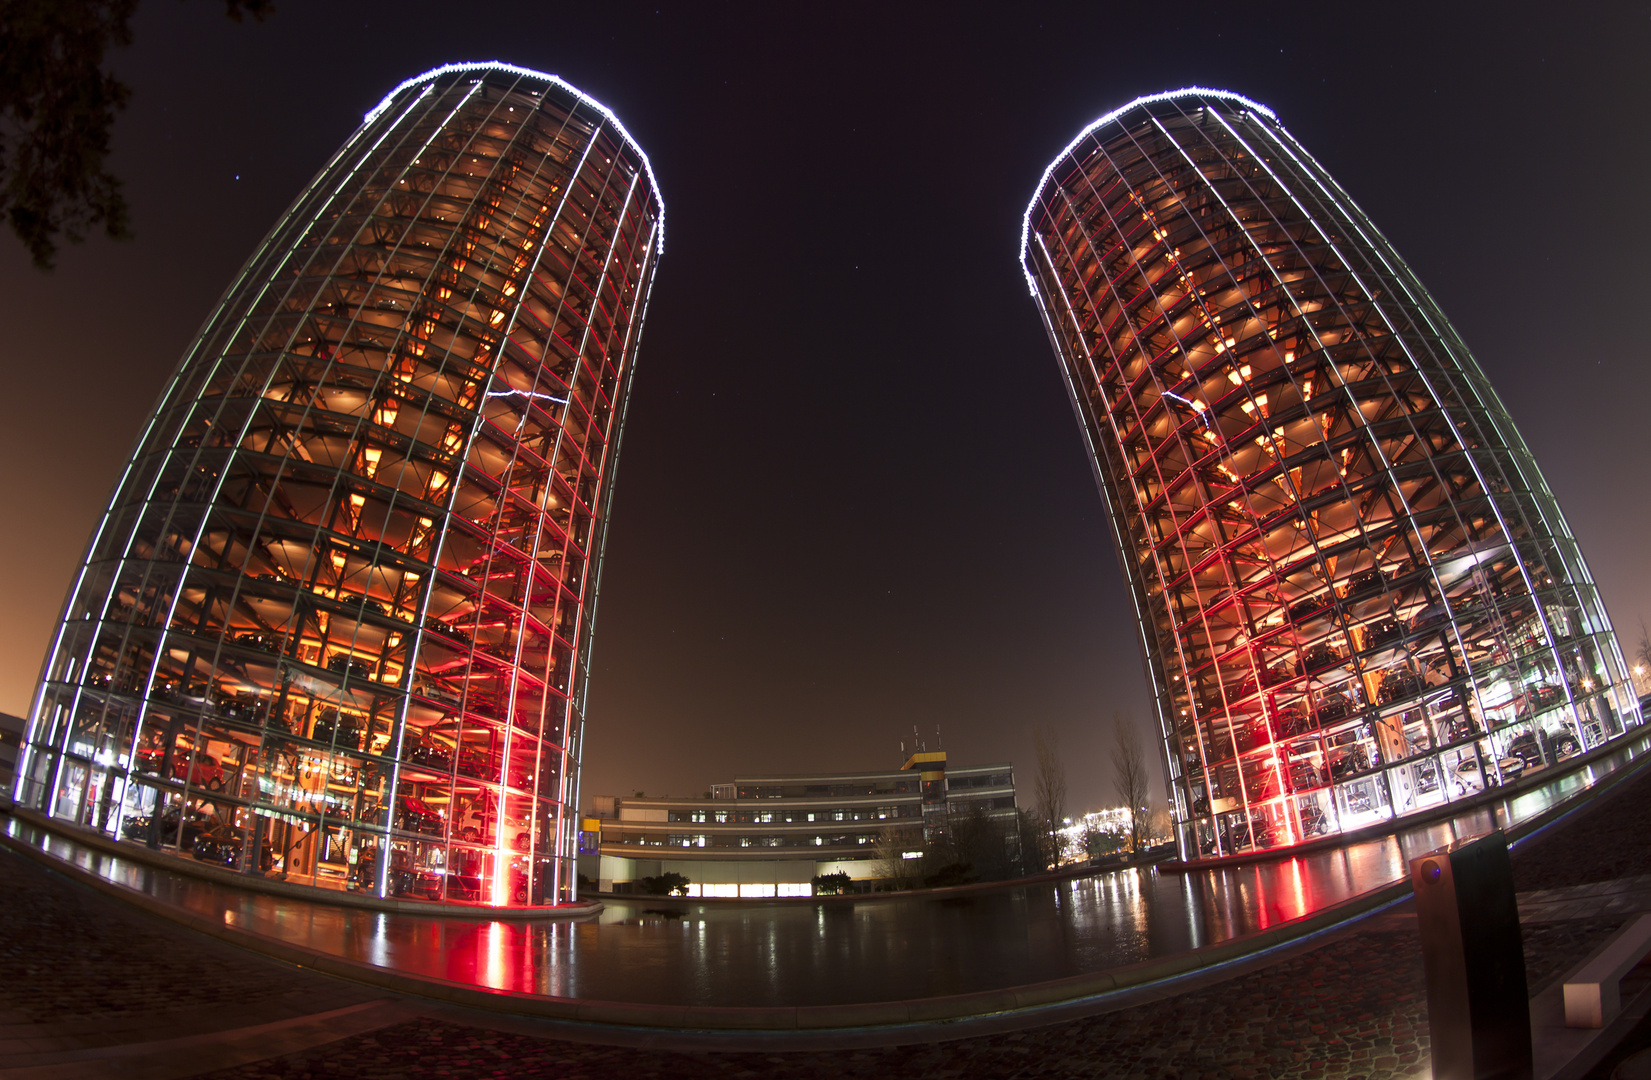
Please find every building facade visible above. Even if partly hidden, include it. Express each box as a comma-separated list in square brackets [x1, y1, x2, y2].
[15, 63, 663, 906]
[589, 754, 1018, 896]
[1021, 89, 1638, 859]
[0, 713, 24, 797]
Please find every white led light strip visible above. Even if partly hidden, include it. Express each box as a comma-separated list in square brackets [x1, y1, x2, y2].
[486, 387, 569, 405]
[364, 61, 666, 254]
[1018, 87, 1276, 294]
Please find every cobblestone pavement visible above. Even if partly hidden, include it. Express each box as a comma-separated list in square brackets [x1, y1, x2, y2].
[1513, 770, 1651, 893]
[0, 847, 373, 1031]
[1520, 874, 1651, 925]
[1521, 915, 1628, 991]
[7, 766, 1651, 1078]
[1510, 773, 1651, 1080]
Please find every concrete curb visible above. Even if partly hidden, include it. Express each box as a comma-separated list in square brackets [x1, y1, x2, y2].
[0, 820, 1408, 1036]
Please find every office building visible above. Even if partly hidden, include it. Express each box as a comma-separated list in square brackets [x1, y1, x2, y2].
[589, 753, 1018, 895]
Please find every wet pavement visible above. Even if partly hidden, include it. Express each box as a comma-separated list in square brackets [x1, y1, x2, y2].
[5, 730, 1648, 1010]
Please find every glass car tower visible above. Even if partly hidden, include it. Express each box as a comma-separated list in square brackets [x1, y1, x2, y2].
[1021, 89, 1638, 859]
[16, 63, 663, 905]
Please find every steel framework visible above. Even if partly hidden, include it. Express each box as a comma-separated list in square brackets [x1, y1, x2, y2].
[1021, 89, 1638, 859]
[17, 63, 663, 905]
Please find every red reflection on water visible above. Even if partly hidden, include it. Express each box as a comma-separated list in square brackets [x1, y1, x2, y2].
[1248, 858, 1325, 929]
[431, 921, 539, 993]
[1286, 859, 1312, 920]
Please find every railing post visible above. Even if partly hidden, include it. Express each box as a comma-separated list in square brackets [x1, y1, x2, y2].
[1411, 829, 1532, 1080]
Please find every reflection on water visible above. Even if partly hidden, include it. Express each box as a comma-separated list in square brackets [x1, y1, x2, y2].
[8, 736, 1645, 1008]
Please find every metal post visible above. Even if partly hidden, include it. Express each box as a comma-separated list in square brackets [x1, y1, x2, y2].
[1410, 829, 1532, 1080]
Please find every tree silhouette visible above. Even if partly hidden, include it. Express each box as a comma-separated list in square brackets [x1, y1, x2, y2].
[1033, 725, 1067, 868]
[0, 0, 270, 269]
[1111, 711, 1150, 854]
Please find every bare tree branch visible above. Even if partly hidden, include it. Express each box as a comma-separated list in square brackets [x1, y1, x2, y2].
[222, 0, 274, 22]
[0, 0, 135, 268]
[1111, 711, 1150, 854]
[0, 0, 273, 269]
[874, 822, 914, 889]
[1033, 725, 1067, 870]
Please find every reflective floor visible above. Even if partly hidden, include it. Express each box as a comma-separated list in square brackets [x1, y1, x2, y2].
[7, 735, 1646, 1008]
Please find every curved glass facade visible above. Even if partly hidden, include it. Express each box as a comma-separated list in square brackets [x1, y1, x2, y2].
[1021, 89, 1638, 859]
[16, 63, 663, 905]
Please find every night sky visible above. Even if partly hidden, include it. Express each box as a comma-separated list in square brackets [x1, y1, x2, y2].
[1, 4, 1647, 814]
